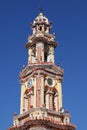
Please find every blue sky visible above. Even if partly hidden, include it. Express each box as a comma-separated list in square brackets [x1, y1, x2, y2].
[0, 0, 87, 130]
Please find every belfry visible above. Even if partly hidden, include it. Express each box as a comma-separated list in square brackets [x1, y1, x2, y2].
[8, 12, 76, 130]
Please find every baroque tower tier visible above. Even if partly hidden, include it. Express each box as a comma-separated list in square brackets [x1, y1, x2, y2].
[8, 12, 76, 130]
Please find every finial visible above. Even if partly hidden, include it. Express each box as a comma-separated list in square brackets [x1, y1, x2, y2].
[38, 7, 43, 14]
[39, 8, 43, 13]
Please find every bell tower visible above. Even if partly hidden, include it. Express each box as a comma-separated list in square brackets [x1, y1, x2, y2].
[8, 12, 76, 130]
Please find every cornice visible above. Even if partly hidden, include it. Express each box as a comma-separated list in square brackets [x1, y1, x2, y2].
[19, 63, 64, 83]
[26, 32, 58, 48]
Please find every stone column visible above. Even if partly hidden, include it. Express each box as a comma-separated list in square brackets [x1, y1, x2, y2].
[45, 26, 49, 33]
[28, 48, 32, 64]
[47, 46, 54, 63]
[49, 93, 53, 110]
[34, 72, 41, 108]
[34, 77, 36, 108]
[45, 92, 50, 109]
[57, 80, 63, 111]
[28, 95, 31, 110]
[32, 50, 35, 63]
[20, 83, 26, 114]
[41, 75, 44, 107]
[36, 73, 41, 107]
[36, 42, 44, 62]
[54, 93, 58, 111]
[42, 24, 45, 32]
[24, 96, 28, 111]
[30, 92, 34, 108]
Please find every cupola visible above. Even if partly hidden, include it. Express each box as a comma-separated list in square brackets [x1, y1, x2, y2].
[31, 13, 52, 34]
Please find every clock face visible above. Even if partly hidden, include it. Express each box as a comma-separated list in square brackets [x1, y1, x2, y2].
[46, 77, 54, 87]
[27, 78, 33, 88]
[47, 78, 53, 86]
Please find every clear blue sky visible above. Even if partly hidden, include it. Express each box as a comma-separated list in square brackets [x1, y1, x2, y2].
[0, 0, 87, 130]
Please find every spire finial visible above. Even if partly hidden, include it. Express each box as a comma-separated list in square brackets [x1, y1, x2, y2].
[38, 7, 43, 13]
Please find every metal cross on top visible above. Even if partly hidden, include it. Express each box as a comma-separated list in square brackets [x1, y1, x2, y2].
[38, 8, 43, 13]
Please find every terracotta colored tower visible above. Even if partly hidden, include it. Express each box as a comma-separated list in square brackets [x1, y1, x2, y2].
[8, 12, 76, 130]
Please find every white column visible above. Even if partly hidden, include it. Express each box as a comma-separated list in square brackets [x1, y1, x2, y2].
[24, 96, 28, 111]
[36, 42, 44, 62]
[41, 75, 44, 107]
[46, 93, 49, 109]
[32, 51, 35, 63]
[34, 77, 36, 108]
[47, 46, 54, 63]
[49, 94, 53, 110]
[28, 48, 32, 64]
[20, 83, 26, 114]
[54, 93, 58, 111]
[30, 93, 34, 108]
[57, 80, 63, 111]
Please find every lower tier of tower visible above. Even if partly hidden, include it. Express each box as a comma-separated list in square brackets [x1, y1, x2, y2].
[8, 108, 76, 130]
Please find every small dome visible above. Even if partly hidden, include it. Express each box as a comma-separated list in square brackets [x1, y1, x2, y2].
[33, 13, 49, 25]
[31, 13, 52, 34]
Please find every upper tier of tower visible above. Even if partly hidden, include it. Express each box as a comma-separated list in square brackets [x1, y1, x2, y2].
[31, 12, 51, 34]
[26, 13, 58, 64]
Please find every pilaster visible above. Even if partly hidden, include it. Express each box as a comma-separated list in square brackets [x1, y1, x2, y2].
[40, 75, 44, 107]
[57, 80, 63, 111]
[20, 83, 26, 114]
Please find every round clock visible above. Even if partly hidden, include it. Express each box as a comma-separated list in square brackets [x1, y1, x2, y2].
[27, 78, 33, 88]
[46, 77, 54, 87]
